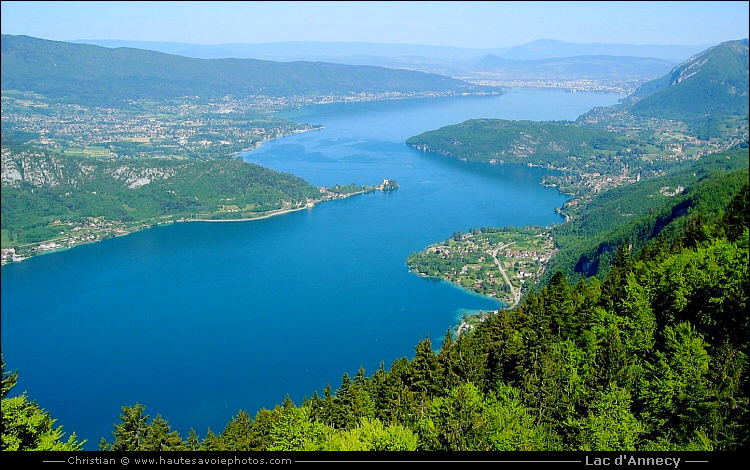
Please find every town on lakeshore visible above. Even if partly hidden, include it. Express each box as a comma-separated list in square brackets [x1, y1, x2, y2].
[407, 226, 557, 334]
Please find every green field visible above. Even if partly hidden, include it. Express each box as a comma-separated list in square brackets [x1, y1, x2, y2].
[62, 146, 111, 157]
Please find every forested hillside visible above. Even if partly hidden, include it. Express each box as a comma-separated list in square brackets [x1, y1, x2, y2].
[407, 39, 749, 198]
[547, 148, 749, 283]
[0, 145, 322, 249]
[627, 39, 749, 128]
[406, 117, 647, 195]
[1, 35, 494, 106]
[581, 39, 749, 141]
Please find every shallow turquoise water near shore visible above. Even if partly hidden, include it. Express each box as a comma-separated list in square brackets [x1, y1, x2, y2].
[1, 88, 623, 449]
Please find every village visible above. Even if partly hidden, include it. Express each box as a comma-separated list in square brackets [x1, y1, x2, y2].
[0, 216, 172, 264]
[406, 226, 558, 334]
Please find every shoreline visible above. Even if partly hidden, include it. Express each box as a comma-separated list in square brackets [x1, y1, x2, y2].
[181, 205, 311, 223]
[1, 206, 310, 266]
[1, 205, 313, 266]
[1, 186, 391, 266]
[229, 125, 324, 158]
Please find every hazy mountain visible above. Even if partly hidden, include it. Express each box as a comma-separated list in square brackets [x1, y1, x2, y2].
[67, 38, 708, 80]
[1, 35, 495, 106]
[69, 38, 706, 64]
[500, 38, 709, 62]
[474, 54, 675, 81]
[66, 39, 505, 76]
[68, 39, 507, 61]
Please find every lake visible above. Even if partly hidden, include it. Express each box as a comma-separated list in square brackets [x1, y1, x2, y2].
[0, 88, 624, 449]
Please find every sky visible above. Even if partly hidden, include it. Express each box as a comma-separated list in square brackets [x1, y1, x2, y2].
[1, 1, 748, 49]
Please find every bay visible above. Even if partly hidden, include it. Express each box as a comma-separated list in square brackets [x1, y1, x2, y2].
[0, 88, 623, 449]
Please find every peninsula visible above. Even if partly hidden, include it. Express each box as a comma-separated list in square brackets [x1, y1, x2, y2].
[407, 225, 557, 331]
[0, 142, 398, 265]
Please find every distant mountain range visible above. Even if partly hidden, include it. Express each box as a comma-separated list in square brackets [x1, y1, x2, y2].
[70, 38, 708, 63]
[0, 35, 494, 106]
[69, 39, 505, 62]
[498, 39, 709, 62]
[64, 37, 710, 83]
[474, 54, 675, 81]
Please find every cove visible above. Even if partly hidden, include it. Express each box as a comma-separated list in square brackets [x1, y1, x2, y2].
[0, 88, 624, 449]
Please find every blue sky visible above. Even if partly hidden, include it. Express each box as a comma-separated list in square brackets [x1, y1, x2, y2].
[1, 1, 748, 48]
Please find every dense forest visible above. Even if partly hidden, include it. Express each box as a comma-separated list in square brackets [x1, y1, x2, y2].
[3, 155, 747, 451]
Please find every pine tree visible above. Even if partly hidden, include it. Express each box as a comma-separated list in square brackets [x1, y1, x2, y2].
[1, 357, 84, 451]
[409, 337, 443, 398]
[106, 403, 150, 451]
[141, 414, 184, 451]
[219, 410, 254, 450]
[186, 428, 200, 451]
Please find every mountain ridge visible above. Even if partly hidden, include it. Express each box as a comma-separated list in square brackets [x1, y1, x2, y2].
[62, 37, 710, 83]
[626, 38, 749, 121]
[1, 34, 495, 106]
[68, 37, 708, 63]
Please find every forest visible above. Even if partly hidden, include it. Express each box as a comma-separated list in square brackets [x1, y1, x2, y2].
[1, 146, 323, 249]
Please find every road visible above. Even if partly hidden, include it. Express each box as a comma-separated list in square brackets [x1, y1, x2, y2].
[488, 242, 521, 309]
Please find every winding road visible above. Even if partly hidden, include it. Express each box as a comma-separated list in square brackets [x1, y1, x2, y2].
[488, 242, 521, 309]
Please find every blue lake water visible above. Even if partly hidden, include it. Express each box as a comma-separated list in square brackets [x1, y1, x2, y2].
[0, 88, 623, 449]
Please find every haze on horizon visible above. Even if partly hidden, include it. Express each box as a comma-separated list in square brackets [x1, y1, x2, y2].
[1, 1, 748, 49]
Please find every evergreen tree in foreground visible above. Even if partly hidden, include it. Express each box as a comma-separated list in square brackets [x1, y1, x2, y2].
[1, 356, 84, 451]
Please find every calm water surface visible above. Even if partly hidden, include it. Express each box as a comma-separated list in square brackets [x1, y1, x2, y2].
[1, 88, 623, 449]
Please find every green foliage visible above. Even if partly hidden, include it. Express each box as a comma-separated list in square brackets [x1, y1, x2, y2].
[629, 40, 749, 133]
[638, 323, 714, 445]
[570, 386, 643, 451]
[1, 357, 84, 451]
[406, 117, 634, 171]
[101, 403, 150, 451]
[141, 414, 185, 451]
[417, 382, 492, 451]
[548, 153, 749, 283]
[1, 145, 322, 249]
[100, 403, 188, 451]
[484, 383, 561, 450]
[418, 382, 559, 451]
[409, 337, 443, 398]
[1, 357, 17, 399]
[215, 410, 258, 451]
[649, 236, 749, 347]
[316, 418, 418, 451]
[268, 402, 330, 451]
